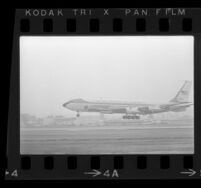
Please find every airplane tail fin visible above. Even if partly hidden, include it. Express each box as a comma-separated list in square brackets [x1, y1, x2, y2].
[170, 81, 192, 103]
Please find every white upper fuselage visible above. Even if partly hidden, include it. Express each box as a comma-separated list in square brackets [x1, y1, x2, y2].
[63, 99, 146, 112]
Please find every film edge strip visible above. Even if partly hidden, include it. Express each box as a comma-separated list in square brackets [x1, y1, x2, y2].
[5, 155, 200, 179]
[19, 17, 193, 33]
[5, 8, 201, 180]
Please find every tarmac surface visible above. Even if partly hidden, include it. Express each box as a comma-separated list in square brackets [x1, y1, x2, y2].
[20, 117, 194, 154]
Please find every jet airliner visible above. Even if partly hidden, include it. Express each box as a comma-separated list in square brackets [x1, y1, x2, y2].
[63, 81, 193, 119]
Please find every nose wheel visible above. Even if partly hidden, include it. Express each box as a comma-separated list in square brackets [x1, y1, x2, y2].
[76, 112, 80, 117]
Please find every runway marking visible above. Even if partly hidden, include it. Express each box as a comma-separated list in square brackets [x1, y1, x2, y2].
[21, 126, 193, 131]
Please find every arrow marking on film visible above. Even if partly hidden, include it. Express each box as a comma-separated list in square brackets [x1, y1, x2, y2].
[180, 169, 196, 176]
[84, 169, 102, 177]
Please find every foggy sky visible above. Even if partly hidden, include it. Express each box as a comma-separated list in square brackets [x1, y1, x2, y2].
[20, 36, 194, 117]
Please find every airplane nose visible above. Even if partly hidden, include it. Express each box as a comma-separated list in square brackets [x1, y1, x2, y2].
[62, 102, 69, 108]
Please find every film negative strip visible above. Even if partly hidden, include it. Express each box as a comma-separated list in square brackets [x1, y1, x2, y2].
[6, 8, 201, 180]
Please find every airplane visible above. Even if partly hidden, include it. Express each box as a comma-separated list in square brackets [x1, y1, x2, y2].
[62, 81, 193, 119]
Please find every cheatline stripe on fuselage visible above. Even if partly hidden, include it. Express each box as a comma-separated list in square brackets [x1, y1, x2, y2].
[80, 100, 154, 107]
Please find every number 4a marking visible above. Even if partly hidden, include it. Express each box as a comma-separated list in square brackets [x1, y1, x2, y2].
[103, 170, 119, 178]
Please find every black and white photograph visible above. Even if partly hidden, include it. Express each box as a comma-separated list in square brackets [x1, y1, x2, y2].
[20, 36, 194, 154]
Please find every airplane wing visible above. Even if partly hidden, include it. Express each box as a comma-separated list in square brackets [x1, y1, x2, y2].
[107, 105, 156, 115]
[98, 102, 192, 115]
[100, 108, 127, 114]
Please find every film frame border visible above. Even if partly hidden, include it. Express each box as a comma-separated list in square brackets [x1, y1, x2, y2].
[6, 8, 201, 180]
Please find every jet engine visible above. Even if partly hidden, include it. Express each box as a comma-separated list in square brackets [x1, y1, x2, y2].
[125, 107, 139, 114]
[171, 108, 186, 112]
[126, 106, 151, 115]
[137, 106, 150, 113]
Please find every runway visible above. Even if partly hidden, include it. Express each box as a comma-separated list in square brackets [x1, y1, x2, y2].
[20, 117, 194, 154]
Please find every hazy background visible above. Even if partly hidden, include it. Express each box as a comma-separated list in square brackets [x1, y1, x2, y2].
[20, 36, 194, 117]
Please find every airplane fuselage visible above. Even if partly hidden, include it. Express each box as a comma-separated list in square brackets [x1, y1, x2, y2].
[62, 81, 193, 119]
[63, 99, 192, 115]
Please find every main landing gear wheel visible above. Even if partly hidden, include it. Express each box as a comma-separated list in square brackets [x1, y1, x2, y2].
[76, 112, 80, 117]
[123, 115, 140, 119]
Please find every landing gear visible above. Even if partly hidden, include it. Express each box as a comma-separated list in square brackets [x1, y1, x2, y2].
[122, 115, 140, 119]
[76, 112, 80, 117]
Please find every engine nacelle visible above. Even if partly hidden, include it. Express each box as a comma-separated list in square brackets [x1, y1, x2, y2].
[171, 108, 186, 112]
[126, 107, 139, 114]
[138, 106, 150, 113]
[126, 106, 151, 115]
